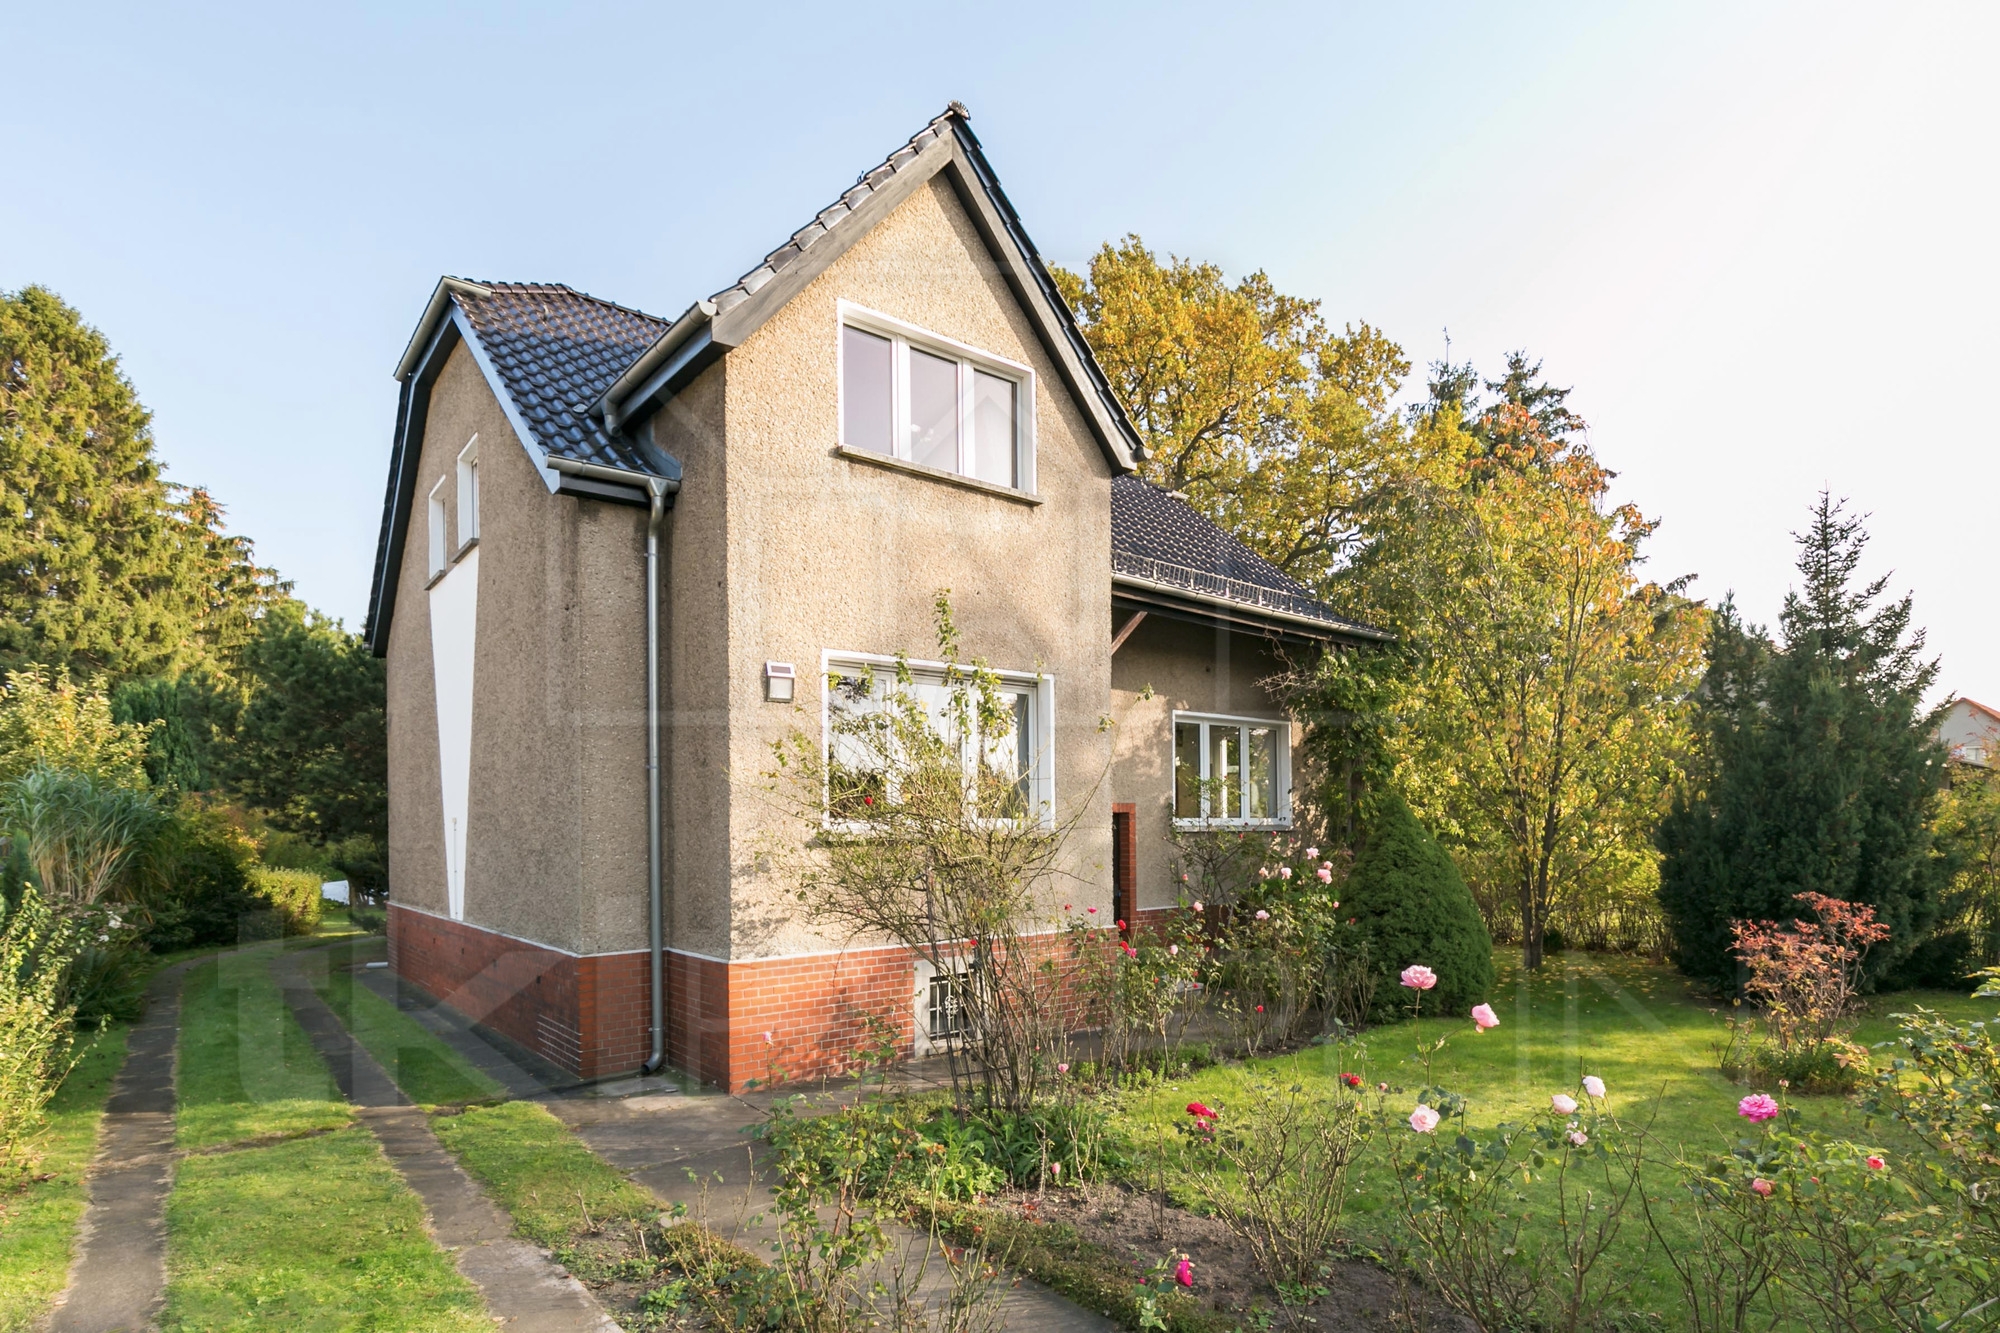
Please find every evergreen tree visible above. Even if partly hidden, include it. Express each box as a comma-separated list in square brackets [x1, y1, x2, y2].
[1657, 495, 1948, 987]
[0, 286, 282, 679]
[223, 601, 385, 843]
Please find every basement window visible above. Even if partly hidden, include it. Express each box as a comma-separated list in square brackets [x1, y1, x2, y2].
[1172, 713, 1290, 826]
[838, 302, 1033, 491]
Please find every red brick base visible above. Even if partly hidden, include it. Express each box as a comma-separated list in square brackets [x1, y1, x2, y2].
[389, 905, 923, 1089]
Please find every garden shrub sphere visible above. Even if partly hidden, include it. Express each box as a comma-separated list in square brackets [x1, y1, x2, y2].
[1342, 797, 1493, 1020]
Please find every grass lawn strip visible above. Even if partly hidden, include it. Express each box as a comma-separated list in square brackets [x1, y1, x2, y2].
[312, 941, 501, 1106]
[161, 1126, 489, 1333]
[176, 946, 351, 1150]
[428, 1100, 769, 1326]
[0, 1024, 130, 1333]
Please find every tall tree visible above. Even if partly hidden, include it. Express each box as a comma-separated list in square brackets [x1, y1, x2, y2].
[223, 601, 385, 843]
[1341, 368, 1708, 968]
[0, 286, 282, 679]
[1054, 237, 1410, 594]
[1657, 496, 1949, 987]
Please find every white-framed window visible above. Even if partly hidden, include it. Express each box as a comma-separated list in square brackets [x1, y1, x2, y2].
[427, 477, 449, 578]
[913, 956, 978, 1056]
[837, 301, 1035, 491]
[822, 652, 1054, 827]
[1172, 712, 1291, 826]
[456, 435, 480, 548]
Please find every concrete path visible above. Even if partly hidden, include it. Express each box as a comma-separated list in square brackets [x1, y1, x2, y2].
[49, 963, 192, 1333]
[274, 948, 620, 1333]
[352, 952, 1112, 1331]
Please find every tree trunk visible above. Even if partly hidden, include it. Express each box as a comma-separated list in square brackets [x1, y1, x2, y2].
[1520, 877, 1544, 970]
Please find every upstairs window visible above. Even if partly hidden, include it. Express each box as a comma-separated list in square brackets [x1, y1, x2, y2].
[1173, 713, 1289, 826]
[456, 435, 480, 547]
[838, 303, 1032, 491]
[427, 477, 449, 578]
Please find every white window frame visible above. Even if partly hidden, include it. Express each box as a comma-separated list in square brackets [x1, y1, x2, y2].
[1170, 711, 1293, 828]
[836, 300, 1037, 492]
[913, 956, 979, 1056]
[426, 477, 449, 579]
[820, 650, 1055, 831]
[456, 435, 480, 551]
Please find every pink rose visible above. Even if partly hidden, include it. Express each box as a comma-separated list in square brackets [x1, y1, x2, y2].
[1175, 1257, 1194, 1288]
[1409, 1104, 1441, 1134]
[1751, 1177, 1773, 1196]
[1400, 965, 1438, 991]
[1582, 1075, 1606, 1099]
[1305, 847, 1319, 859]
[1738, 1094, 1780, 1122]
[1866, 1155, 1886, 1170]
[1551, 1093, 1578, 1115]
[1254, 909, 1270, 921]
[1168, 944, 1178, 956]
[1568, 1130, 1588, 1147]
[1471, 1003, 1498, 1030]
[1316, 867, 1333, 883]
[1191, 900, 1203, 913]
[1278, 867, 1292, 880]
[1056, 1063, 1069, 1074]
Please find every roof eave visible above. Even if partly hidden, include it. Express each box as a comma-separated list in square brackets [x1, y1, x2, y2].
[393, 277, 493, 382]
[1112, 573, 1393, 646]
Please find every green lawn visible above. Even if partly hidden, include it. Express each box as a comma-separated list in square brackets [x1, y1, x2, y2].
[1109, 949, 1997, 1322]
[310, 940, 500, 1107]
[161, 1127, 489, 1333]
[175, 946, 350, 1150]
[0, 1024, 130, 1333]
[430, 1101, 657, 1249]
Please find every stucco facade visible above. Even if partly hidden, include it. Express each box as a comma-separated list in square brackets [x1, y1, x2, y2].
[369, 107, 1376, 1088]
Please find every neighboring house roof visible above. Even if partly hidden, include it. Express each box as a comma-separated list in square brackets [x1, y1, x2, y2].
[1111, 478, 1388, 643]
[1956, 697, 2000, 725]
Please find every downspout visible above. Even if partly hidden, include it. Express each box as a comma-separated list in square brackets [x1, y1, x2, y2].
[641, 478, 670, 1074]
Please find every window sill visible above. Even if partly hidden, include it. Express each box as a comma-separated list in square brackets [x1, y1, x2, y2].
[454, 536, 479, 561]
[834, 445, 1043, 506]
[1171, 818, 1294, 831]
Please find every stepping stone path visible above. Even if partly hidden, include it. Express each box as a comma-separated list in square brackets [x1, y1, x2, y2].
[48, 947, 619, 1333]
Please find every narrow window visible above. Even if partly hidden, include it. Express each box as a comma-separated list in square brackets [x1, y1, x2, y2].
[907, 346, 960, 472]
[1246, 725, 1278, 820]
[841, 326, 893, 453]
[826, 671, 889, 818]
[970, 370, 1017, 487]
[1210, 726, 1243, 820]
[427, 478, 448, 578]
[1173, 722, 1202, 818]
[456, 436, 480, 547]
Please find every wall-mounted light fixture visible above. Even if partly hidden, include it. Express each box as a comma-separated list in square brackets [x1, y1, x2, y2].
[764, 661, 796, 703]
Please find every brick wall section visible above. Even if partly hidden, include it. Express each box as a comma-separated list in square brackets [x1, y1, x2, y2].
[390, 905, 1134, 1091]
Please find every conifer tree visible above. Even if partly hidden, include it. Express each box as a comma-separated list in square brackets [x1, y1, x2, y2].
[1657, 495, 1949, 986]
[0, 286, 282, 678]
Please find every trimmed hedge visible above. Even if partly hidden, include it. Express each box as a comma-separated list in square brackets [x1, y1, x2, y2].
[246, 867, 323, 937]
[1342, 797, 1494, 1022]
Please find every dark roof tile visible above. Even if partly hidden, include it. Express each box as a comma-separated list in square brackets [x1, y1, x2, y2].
[1112, 476, 1377, 634]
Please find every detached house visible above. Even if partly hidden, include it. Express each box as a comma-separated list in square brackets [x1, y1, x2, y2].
[365, 105, 1384, 1090]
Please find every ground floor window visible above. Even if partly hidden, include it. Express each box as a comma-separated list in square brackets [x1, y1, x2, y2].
[1172, 712, 1290, 825]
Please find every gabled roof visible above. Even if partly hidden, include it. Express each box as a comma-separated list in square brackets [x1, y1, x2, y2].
[1111, 477, 1388, 643]
[596, 105, 1144, 472]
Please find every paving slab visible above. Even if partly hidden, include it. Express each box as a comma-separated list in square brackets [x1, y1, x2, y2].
[49, 962, 192, 1333]
[274, 948, 619, 1333]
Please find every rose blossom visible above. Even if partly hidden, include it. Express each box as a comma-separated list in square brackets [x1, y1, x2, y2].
[1254, 909, 1270, 921]
[1471, 1004, 1499, 1030]
[1056, 1063, 1069, 1074]
[1316, 867, 1334, 883]
[1400, 965, 1438, 991]
[1278, 867, 1292, 879]
[1409, 1104, 1441, 1134]
[1751, 1178, 1773, 1197]
[1168, 944, 1179, 956]
[1186, 1102, 1217, 1121]
[1305, 847, 1319, 859]
[1191, 900, 1203, 913]
[1867, 1155, 1886, 1170]
[1551, 1093, 1579, 1114]
[1568, 1130, 1588, 1147]
[1175, 1258, 1194, 1288]
[1738, 1094, 1781, 1122]
[1582, 1075, 1606, 1099]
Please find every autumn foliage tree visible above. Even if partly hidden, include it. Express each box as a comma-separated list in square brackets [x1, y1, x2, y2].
[1054, 237, 1410, 594]
[1339, 360, 1709, 967]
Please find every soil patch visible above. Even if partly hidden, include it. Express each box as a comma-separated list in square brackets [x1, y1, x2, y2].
[1003, 1181, 1472, 1331]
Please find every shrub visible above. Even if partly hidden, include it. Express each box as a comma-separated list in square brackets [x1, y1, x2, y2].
[3, 764, 164, 905]
[0, 880, 82, 1178]
[247, 866, 323, 937]
[1341, 797, 1492, 1021]
[134, 802, 275, 951]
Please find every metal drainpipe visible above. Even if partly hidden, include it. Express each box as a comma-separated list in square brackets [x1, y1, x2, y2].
[641, 480, 669, 1074]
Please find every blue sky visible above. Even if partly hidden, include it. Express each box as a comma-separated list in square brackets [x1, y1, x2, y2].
[5, 3, 1996, 698]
